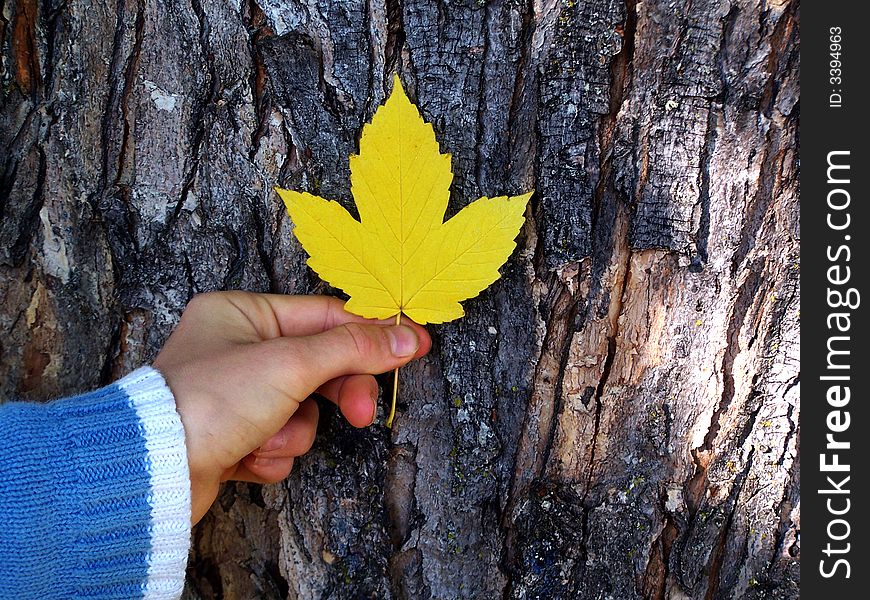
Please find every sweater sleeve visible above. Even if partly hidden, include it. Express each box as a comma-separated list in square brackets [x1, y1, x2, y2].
[0, 367, 191, 600]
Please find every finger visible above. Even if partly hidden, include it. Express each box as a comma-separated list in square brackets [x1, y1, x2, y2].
[264, 322, 428, 401]
[254, 398, 319, 458]
[181, 292, 373, 343]
[317, 374, 378, 427]
[262, 294, 375, 336]
[316, 375, 350, 403]
[234, 455, 295, 484]
[396, 314, 432, 359]
[256, 293, 432, 352]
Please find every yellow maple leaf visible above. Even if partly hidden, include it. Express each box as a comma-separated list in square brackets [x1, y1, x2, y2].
[276, 75, 531, 326]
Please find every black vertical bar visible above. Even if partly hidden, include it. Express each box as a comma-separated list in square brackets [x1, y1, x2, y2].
[802, 2, 869, 596]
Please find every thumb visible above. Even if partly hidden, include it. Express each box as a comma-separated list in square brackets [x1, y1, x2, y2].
[268, 322, 422, 401]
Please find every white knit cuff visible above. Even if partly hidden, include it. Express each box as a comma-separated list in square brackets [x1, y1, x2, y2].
[117, 367, 191, 600]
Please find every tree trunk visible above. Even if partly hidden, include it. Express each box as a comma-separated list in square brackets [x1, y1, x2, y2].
[0, 0, 799, 598]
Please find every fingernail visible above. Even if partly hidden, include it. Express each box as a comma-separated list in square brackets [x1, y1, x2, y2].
[260, 432, 286, 453]
[387, 325, 419, 357]
[253, 456, 278, 467]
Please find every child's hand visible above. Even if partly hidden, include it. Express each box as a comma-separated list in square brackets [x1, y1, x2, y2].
[152, 292, 431, 523]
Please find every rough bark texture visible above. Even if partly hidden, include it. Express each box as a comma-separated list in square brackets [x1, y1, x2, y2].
[1, 0, 799, 598]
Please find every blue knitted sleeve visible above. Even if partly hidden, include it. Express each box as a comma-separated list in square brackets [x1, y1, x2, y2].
[0, 367, 191, 600]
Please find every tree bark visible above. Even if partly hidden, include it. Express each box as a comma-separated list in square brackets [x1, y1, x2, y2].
[1, 0, 799, 598]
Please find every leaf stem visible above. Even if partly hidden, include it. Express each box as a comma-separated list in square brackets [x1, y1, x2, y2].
[386, 312, 401, 428]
